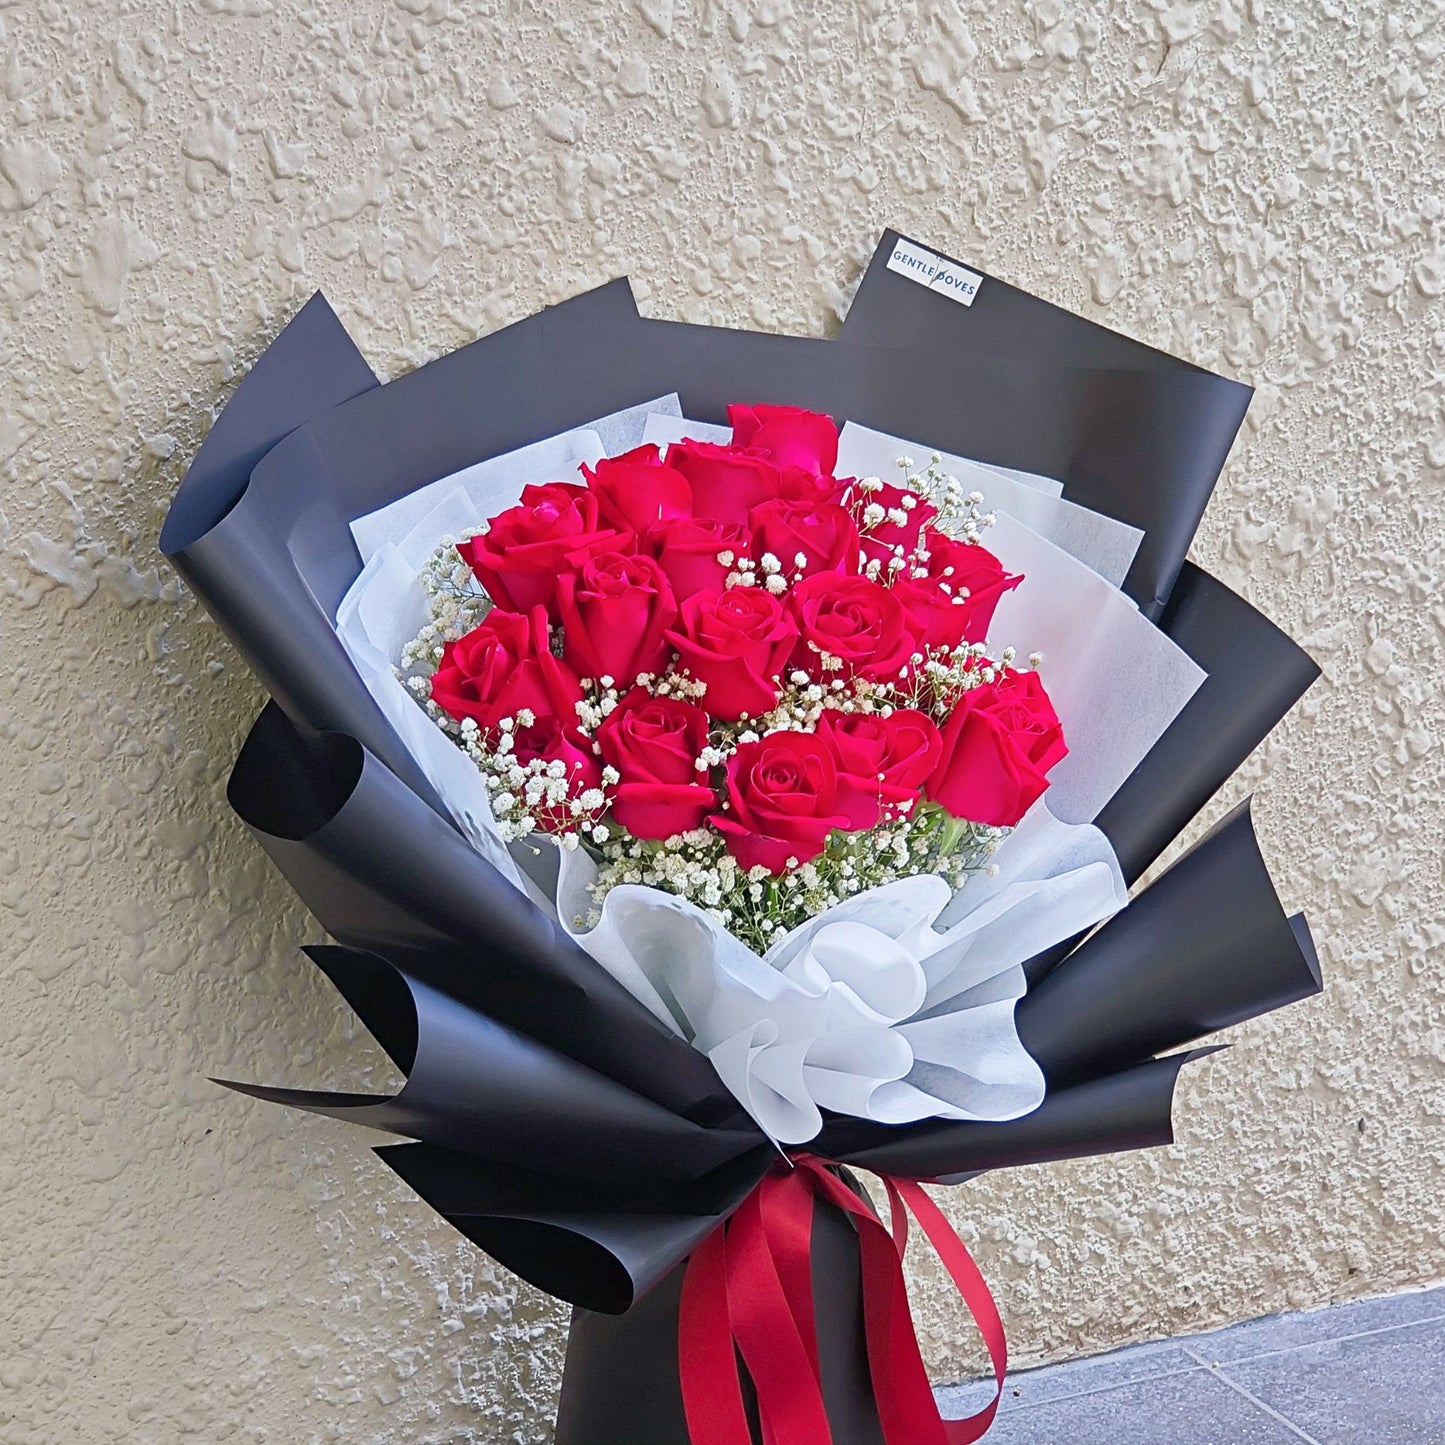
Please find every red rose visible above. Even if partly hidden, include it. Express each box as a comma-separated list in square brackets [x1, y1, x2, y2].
[647, 516, 750, 604]
[509, 714, 604, 833]
[927, 667, 1067, 827]
[582, 444, 692, 537]
[890, 573, 975, 653]
[749, 498, 860, 580]
[919, 534, 1022, 644]
[727, 404, 839, 476]
[817, 708, 943, 832]
[556, 551, 677, 687]
[665, 588, 799, 722]
[458, 482, 629, 619]
[667, 439, 780, 528]
[790, 572, 919, 683]
[852, 480, 938, 568]
[596, 688, 716, 840]
[710, 731, 847, 874]
[428, 606, 583, 737]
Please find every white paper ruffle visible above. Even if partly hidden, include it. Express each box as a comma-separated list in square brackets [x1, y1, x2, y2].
[549, 798, 1124, 1144]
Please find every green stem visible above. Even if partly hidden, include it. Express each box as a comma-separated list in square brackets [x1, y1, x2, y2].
[933, 811, 969, 860]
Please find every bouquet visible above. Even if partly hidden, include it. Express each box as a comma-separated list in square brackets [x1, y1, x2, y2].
[164, 231, 1323, 1444]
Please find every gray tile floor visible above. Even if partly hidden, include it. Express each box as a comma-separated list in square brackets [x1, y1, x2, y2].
[935, 1285, 1445, 1444]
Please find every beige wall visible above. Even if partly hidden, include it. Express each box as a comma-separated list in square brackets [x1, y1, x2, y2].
[2, 1, 1441, 1439]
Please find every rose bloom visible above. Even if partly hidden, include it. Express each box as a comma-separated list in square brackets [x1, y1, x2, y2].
[909, 534, 1022, 646]
[428, 606, 583, 737]
[666, 439, 780, 528]
[790, 572, 919, 683]
[816, 708, 943, 832]
[853, 479, 938, 568]
[646, 515, 750, 604]
[582, 445, 692, 537]
[509, 714, 604, 833]
[927, 667, 1067, 828]
[458, 482, 629, 619]
[726, 403, 839, 475]
[556, 551, 677, 687]
[710, 731, 848, 875]
[749, 498, 860, 580]
[596, 688, 716, 840]
[666, 587, 799, 722]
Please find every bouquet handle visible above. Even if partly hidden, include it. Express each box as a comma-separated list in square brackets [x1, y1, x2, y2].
[556, 1163, 1004, 1445]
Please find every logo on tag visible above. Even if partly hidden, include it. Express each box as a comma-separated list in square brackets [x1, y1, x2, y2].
[885, 238, 983, 307]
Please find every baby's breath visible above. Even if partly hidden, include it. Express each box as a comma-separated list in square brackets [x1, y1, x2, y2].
[586, 805, 1004, 957]
[399, 532, 492, 672]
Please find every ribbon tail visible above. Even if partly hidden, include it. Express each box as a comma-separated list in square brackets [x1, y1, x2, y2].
[679, 1225, 752, 1445]
[893, 1178, 1008, 1444]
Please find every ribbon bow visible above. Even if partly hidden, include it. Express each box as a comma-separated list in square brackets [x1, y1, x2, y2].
[678, 1155, 1007, 1444]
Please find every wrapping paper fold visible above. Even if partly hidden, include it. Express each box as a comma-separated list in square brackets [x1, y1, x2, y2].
[218, 945, 759, 1187]
[165, 242, 1324, 1443]
[376, 1141, 772, 1313]
[228, 701, 738, 1125]
[1096, 563, 1322, 883]
[1017, 799, 1322, 1088]
[838, 229, 1254, 617]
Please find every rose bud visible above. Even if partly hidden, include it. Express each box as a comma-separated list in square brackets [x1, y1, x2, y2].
[647, 515, 751, 604]
[916, 533, 1022, 644]
[851, 479, 938, 568]
[596, 688, 717, 840]
[927, 667, 1067, 828]
[790, 572, 919, 683]
[509, 714, 605, 833]
[817, 708, 943, 832]
[666, 439, 781, 528]
[428, 606, 584, 737]
[727, 403, 839, 475]
[581, 444, 693, 537]
[710, 731, 848, 875]
[749, 498, 860, 580]
[556, 551, 677, 688]
[665, 588, 799, 722]
[458, 482, 630, 619]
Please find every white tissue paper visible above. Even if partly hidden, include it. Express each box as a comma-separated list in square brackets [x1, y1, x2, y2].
[334, 404, 1206, 1146]
[836, 422, 1144, 588]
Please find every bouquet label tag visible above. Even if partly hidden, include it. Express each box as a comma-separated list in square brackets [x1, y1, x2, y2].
[886, 237, 983, 306]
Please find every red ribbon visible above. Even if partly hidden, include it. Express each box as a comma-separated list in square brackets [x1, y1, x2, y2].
[679, 1156, 1007, 1445]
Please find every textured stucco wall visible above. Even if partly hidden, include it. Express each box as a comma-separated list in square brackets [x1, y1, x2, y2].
[2, 1, 1442, 1440]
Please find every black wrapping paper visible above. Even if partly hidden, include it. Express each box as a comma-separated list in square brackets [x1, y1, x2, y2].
[839, 230, 1212, 372]
[1096, 564, 1321, 884]
[163, 278, 643, 814]
[831, 1049, 1219, 1184]
[809, 798, 1319, 1168]
[376, 1141, 771, 1312]
[835, 231, 1321, 928]
[837, 230, 1254, 617]
[219, 946, 757, 1187]
[1016, 801, 1321, 1090]
[227, 701, 739, 1126]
